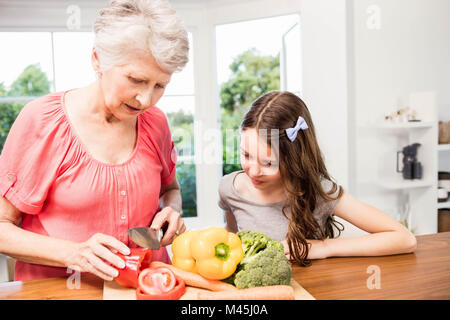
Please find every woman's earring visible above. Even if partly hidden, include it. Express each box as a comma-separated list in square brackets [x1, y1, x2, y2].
[96, 71, 102, 78]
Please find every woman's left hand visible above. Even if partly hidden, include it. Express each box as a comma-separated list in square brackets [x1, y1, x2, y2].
[150, 206, 186, 247]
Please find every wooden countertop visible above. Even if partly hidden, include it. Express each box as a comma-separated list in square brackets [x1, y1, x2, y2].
[293, 231, 450, 299]
[1, 232, 449, 300]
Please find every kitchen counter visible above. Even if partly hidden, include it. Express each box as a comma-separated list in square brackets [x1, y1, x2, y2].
[0, 232, 449, 300]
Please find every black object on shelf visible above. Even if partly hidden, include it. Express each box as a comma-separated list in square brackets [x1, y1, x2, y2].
[438, 171, 450, 180]
[396, 143, 422, 180]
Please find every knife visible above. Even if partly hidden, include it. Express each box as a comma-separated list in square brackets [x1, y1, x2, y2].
[127, 222, 169, 250]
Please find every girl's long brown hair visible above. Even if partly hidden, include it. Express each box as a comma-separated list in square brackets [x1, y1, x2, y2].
[241, 91, 344, 266]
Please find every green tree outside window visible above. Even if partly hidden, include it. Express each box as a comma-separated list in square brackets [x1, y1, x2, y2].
[0, 64, 50, 150]
[220, 49, 280, 176]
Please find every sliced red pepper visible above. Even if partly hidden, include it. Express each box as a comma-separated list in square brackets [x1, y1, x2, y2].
[138, 267, 176, 295]
[136, 277, 186, 300]
[114, 248, 152, 288]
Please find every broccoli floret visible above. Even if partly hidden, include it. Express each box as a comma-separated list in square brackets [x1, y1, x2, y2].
[266, 239, 284, 252]
[238, 230, 270, 262]
[227, 230, 292, 289]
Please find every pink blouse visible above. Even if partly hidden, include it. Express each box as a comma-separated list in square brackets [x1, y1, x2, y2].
[0, 91, 177, 280]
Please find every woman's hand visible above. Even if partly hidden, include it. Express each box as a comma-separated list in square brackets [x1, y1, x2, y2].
[150, 206, 186, 247]
[65, 233, 130, 281]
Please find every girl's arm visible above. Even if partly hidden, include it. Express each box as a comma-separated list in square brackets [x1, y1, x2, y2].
[309, 192, 417, 259]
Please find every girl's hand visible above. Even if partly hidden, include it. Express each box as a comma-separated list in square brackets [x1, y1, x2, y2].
[150, 206, 186, 247]
[281, 239, 290, 255]
[281, 238, 329, 260]
[65, 233, 130, 281]
[306, 239, 329, 260]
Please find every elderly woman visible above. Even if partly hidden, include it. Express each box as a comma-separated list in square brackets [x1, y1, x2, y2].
[0, 0, 189, 281]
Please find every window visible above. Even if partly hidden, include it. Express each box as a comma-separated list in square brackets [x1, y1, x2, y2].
[0, 32, 54, 92]
[0, 32, 53, 149]
[215, 14, 301, 176]
[158, 32, 197, 218]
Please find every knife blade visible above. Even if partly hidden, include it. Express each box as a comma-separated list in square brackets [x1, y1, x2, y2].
[127, 227, 163, 249]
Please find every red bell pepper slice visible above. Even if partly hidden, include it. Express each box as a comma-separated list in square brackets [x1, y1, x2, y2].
[136, 276, 186, 300]
[138, 267, 176, 295]
[114, 248, 152, 288]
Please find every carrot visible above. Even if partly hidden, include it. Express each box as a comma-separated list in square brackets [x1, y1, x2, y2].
[149, 261, 238, 292]
[196, 285, 295, 300]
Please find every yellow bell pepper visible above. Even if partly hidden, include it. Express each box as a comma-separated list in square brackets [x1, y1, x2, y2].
[171, 230, 199, 274]
[171, 227, 244, 280]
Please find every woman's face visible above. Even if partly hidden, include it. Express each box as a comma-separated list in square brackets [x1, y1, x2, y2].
[95, 51, 172, 122]
[240, 128, 282, 190]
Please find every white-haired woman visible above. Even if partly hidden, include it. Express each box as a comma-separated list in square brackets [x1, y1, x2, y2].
[0, 0, 189, 281]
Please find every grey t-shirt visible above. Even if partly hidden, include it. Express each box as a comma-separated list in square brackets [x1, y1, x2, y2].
[218, 170, 341, 241]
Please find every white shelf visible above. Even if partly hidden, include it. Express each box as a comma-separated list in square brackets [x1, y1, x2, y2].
[378, 179, 434, 190]
[438, 201, 450, 209]
[368, 121, 435, 129]
[438, 144, 450, 151]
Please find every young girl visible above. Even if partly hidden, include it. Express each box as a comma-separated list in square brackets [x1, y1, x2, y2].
[218, 91, 417, 266]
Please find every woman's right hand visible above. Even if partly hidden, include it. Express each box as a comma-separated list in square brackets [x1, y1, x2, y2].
[65, 233, 131, 281]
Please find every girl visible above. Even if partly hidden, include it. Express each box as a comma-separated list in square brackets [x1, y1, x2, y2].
[218, 91, 417, 266]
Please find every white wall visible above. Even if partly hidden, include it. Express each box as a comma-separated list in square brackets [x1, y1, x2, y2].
[0, 0, 101, 31]
[299, 0, 349, 190]
[352, 0, 450, 234]
[299, 0, 450, 237]
[299, 0, 365, 237]
[352, 0, 450, 127]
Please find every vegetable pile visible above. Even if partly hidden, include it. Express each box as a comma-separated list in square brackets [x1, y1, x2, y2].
[150, 261, 294, 300]
[224, 230, 292, 289]
[112, 228, 295, 300]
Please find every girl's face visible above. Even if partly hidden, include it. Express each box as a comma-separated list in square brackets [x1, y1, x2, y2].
[94, 50, 172, 122]
[240, 128, 282, 190]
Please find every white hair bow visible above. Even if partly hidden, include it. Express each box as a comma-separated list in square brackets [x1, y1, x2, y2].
[285, 116, 308, 142]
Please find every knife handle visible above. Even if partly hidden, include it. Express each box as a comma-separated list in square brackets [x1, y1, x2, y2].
[161, 221, 169, 235]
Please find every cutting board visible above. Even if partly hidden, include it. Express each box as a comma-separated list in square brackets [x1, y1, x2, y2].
[103, 279, 315, 300]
